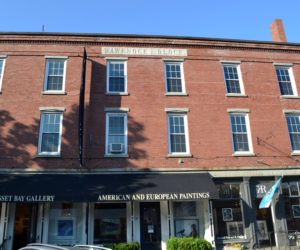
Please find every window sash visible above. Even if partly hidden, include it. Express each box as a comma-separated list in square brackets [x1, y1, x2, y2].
[38, 112, 63, 155]
[230, 114, 251, 153]
[106, 113, 127, 154]
[44, 59, 66, 91]
[222, 64, 242, 94]
[168, 115, 189, 154]
[165, 63, 184, 93]
[107, 61, 126, 93]
[276, 66, 294, 95]
[286, 115, 300, 151]
[0, 59, 5, 90]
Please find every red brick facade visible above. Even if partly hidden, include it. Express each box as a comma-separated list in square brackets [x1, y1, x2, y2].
[0, 34, 300, 171]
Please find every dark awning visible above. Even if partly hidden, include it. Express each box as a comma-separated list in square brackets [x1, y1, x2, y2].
[0, 173, 219, 202]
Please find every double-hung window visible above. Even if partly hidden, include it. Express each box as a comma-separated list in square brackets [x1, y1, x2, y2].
[0, 56, 7, 91]
[285, 114, 300, 153]
[222, 62, 244, 95]
[275, 64, 297, 96]
[164, 61, 186, 94]
[44, 57, 67, 93]
[167, 112, 190, 155]
[106, 60, 127, 94]
[228, 110, 253, 155]
[38, 111, 63, 156]
[105, 112, 128, 156]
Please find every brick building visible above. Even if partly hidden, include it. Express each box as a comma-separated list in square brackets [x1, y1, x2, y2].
[0, 19, 299, 249]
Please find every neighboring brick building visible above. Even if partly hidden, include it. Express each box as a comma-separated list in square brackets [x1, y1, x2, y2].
[0, 19, 299, 249]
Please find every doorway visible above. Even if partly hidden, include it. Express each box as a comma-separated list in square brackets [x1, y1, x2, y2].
[254, 198, 276, 248]
[140, 202, 161, 250]
[12, 203, 38, 250]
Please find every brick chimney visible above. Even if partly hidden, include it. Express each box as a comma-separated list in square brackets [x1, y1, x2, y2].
[270, 19, 287, 42]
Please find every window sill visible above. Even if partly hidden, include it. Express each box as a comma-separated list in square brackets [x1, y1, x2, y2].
[280, 95, 300, 99]
[232, 152, 256, 157]
[226, 93, 248, 97]
[42, 91, 66, 95]
[165, 92, 189, 96]
[291, 152, 300, 156]
[105, 92, 129, 96]
[104, 154, 129, 158]
[36, 153, 61, 158]
[167, 154, 193, 158]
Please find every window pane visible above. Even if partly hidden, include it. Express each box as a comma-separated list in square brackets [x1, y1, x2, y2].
[166, 63, 183, 93]
[41, 134, 59, 152]
[230, 114, 250, 152]
[276, 67, 294, 95]
[223, 65, 241, 94]
[109, 116, 124, 134]
[94, 203, 126, 244]
[46, 59, 65, 91]
[286, 116, 300, 151]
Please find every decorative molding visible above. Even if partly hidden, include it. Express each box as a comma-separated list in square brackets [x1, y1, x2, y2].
[104, 107, 130, 112]
[39, 107, 66, 112]
[227, 108, 250, 113]
[105, 57, 128, 60]
[273, 62, 293, 66]
[45, 56, 69, 59]
[165, 108, 190, 113]
[220, 60, 241, 64]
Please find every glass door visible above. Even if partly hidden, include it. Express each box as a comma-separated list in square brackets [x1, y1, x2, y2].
[140, 202, 161, 250]
[12, 203, 38, 250]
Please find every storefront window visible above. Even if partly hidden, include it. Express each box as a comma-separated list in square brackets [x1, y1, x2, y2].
[213, 183, 245, 239]
[48, 202, 84, 245]
[283, 181, 300, 236]
[173, 201, 205, 238]
[93, 203, 126, 244]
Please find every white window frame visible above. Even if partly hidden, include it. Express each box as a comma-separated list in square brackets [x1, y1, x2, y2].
[0, 56, 7, 92]
[164, 60, 186, 94]
[106, 59, 128, 95]
[105, 112, 128, 157]
[284, 111, 300, 154]
[228, 111, 254, 156]
[37, 110, 63, 157]
[43, 57, 67, 94]
[221, 62, 245, 96]
[167, 113, 190, 156]
[274, 64, 297, 97]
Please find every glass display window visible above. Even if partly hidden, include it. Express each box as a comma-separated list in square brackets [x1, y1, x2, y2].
[93, 203, 127, 244]
[173, 201, 205, 238]
[47, 202, 85, 245]
[213, 183, 245, 240]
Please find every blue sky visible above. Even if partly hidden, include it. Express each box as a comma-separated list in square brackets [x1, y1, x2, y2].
[1, 0, 300, 43]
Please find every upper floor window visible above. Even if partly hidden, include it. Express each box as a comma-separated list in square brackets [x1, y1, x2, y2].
[229, 111, 253, 155]
[167, 113, 189, 155]
[222, 63, 244, 95]
[275, 65, 297, 96]
[44, 58, 67, 93]
[164, 61, 185, 94]
[0, 56, 7, 91]
[105, 112, 128, 156]
[38, 111, 63, 156]
[285, 115, 300, 152]
[106, 60, 127, 94]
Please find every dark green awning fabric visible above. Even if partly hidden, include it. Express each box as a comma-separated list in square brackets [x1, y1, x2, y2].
[0, 173, 218, 202]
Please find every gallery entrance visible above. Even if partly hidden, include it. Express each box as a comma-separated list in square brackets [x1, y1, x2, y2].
[254, 199, 276, 248]
[140, 202, 161, 250]
[12, 203, 38, 250]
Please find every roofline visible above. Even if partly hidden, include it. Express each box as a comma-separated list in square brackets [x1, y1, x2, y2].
[0, 31, 300, 47]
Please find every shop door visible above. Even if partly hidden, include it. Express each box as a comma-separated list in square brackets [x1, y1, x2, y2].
[254, 198, 275, 248]
[140, 202, 161, 250]
[12, 203, 38, 250]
